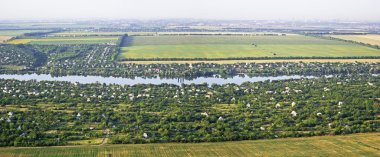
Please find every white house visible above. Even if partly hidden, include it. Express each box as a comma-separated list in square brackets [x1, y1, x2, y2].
[246, 103, 251, 108]
[143, 133, 148, 138]
[218, 116, 224, 121]
[291, 102, 296, 107]
[291, 111, 297, 117]
[201, 112, 209, 117]
[275, 103, 281, 109]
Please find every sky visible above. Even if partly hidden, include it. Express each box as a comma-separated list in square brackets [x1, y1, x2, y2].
[1, 0, 380, 21]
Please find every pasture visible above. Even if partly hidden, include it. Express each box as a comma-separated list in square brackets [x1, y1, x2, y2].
[120, 35, 380, 59]
[0, 133, 379, 157]
[7, 37, 119, 45]
[331, 35, 380, 46]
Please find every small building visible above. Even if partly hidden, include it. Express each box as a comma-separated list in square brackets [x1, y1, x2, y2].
[201, 112, 209, 117]
[275, 103, 281, 109]
[291, 111, 297, 117]
[218, 116, 224, 121]
[143, 133, 148, 138]
[246, 103, 251, 108]
[291, 102, 296, 107]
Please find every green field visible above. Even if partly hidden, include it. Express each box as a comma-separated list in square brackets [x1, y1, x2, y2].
[1, 133, 379, 157]
[51, 31, 127, 36]
[7, 37, 119, 45]
[122, 59, 380, 64]
[0, 30, 50, 37]
[51, 31, 273, 36]
[120, 35, 380, 59]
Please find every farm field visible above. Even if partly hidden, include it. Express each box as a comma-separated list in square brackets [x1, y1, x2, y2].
[0, 65, 25, 70]
[51, 31, 278, 37]
[120, 35, 380, 59]
[50, 31, 127, 36]
[0, 133, 379, 157]
[122, 58, 380, 64]
[7, 37, 119, 45]
[331, 35, 380, 46]
[0, 30, 50, 37]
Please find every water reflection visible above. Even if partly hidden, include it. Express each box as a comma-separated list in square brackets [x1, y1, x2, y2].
[0, 73, 318, 85]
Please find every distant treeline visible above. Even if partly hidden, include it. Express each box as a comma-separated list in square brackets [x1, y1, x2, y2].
[23, 29, 63, 37]
[119, 56, 380, 61]
[118, 34, 129, 47]
[304, 32, 368, 36]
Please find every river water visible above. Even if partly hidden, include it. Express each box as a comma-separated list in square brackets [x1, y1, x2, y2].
[0, 74, 317, 85]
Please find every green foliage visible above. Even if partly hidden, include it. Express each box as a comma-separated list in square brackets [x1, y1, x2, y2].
[121, 35, 380, 59]
[0, 75, 379, 146]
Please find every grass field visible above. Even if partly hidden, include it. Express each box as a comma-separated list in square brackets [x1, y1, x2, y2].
[67, 138, 104, 145]
[122, 59, 380, 64]
[51, 32, 127, 36]
[0, 133, 379, 157]
[0, 30, 50, 37]
[0, 65, 25, 70]
[7, 37, 119, 45]
[332, 35, 380, 46]
[120, 35, 380, 59]
[51, 31, 277, 36]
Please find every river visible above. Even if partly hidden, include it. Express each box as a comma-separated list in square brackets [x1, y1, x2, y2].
[0, 73, 321, 85]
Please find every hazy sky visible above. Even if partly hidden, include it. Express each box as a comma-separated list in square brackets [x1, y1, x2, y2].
[1, 0, 380, 21]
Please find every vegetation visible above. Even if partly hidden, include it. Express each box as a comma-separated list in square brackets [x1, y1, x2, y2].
[0, 133, 379, 157]
[2, 44, 379, 79]
[0, 74, 379, 146]
[50, 31, 127, 37]
[122, 58, 380, 64]
[0, 44, 46, 69]
[120, 35, 380, 59]
[0, 30, 51, 37]
[7, 37, 119, 45]
[331, 35, 380, 46]
[0, 26, 379, 154]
